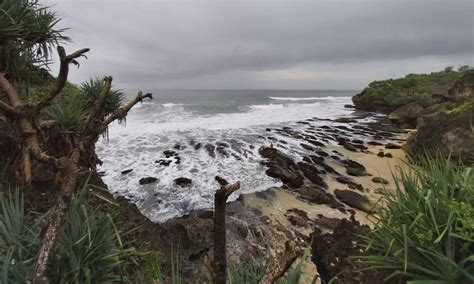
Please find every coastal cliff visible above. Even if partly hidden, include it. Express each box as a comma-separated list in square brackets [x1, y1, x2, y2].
[352, 69, 474, 165]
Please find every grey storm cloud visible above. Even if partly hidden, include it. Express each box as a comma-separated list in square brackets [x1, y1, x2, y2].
[44, 0, 474, 90]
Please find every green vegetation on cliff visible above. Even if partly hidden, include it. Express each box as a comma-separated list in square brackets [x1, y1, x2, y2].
[352, 69, 471, 111]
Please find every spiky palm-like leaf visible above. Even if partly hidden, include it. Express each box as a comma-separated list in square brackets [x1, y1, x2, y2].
[80, 77, 124, 116]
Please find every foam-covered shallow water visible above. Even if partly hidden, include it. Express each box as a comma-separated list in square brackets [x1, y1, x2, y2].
[96, 90, 355, 222]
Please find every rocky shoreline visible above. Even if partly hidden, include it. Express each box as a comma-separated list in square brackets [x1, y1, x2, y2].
[99, 107, 409, 282]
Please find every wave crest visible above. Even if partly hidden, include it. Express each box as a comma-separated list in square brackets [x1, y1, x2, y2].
[269, 96, 351, 101]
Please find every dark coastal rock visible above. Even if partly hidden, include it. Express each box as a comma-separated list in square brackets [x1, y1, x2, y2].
[285, 208, 311, 227]
[205, 143, 216, 158]
[335, 117, 357, 123]
[343, 143, 358, 152]
[156, 159, 172, 166]
[311, 218, 382, 283]
[408, 102, 474, 165]
[173, 143, 186, 150]
[334, 189, 373, 213]
[300, 143, 317, 151]
[305, 139, 325, 147]
[344, 104, 356, 109]
[367, 141, 383, 146]
[259, 147, 298, 169]
[193, 143, 202, 150]
[385, 153, 393, 158]
[216, 146, 229, 157]
[139, 177, 158, 185]
[174, 177, 192, 187]
[259, 147, 303, 188]
[385, 142, 401, 149]
[336, 176, 364, 191]
[266, 166, 304, 188]
[121, 169, 133, 175]
[372, 177, 389, 184]
[316, 150, 328, 157]
[298, 162, 328, 188]
[299, 186, 342, 210]
[163, 150, 177, 158]
[377, 151, 385, 157]
[342, 159, 368, 176]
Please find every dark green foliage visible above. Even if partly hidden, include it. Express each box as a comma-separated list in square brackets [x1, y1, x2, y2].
[45, 89, 86, 132]
[0, 190, 43, 283]
[0, 185, 138, 283]
[359, 157, 474, 283]
[43, 78, 125, 132]
[354, 69, 467, 110]
[80, 77, 124, 117]
[0, 0, 69, 79]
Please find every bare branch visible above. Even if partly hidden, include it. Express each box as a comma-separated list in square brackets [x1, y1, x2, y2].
[82, 76, 112, 133]
[211, 177, 240, 284]
[101, 91, 152, 130]
[35, 46, 90, 111]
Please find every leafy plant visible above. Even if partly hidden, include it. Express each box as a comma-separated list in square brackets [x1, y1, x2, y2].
[45, 89, 87, 132]
[80, 77, 124, 116]
[358, 157, 474, 283]
[0, 184, 138, 283]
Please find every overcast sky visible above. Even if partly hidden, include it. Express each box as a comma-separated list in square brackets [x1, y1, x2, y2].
[43, 0, 474, 91]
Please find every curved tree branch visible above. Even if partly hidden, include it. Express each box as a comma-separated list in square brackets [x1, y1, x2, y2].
[0, 72, 21, 107]
[100, 91, 152, 131]
[83, 76, 112, 133]
[35, 46, 90, 111]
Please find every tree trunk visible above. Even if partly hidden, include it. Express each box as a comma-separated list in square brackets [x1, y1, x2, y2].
[34, 153, 79, 283]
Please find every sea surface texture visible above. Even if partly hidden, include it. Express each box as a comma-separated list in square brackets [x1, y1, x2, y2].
[97, 90, 355, 221]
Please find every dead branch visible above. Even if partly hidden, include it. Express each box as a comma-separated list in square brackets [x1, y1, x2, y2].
[207, 176, 240, 284]
[34, 149, 81, 284]
[101, 91, 152, 131]
[261, 241, 298, 284]
[35, 46, 90, 111]
[83, 76, 112, 133]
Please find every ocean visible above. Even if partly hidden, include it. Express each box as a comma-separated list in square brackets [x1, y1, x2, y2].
[96, 90, 356, 222]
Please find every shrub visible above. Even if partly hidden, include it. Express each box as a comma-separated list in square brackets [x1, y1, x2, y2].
[0, 184, 138, 283]
[359, 158, 474, 283]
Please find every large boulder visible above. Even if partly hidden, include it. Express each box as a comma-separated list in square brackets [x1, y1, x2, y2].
[408, 101, 474, 165]
[334, 189, 373, 213]
[259, 147, 303, 188]
[388, 102, 424, 128]
[342, 159, 368, 176]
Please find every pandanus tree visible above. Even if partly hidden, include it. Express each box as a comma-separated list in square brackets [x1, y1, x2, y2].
[0, 1, 151, 282]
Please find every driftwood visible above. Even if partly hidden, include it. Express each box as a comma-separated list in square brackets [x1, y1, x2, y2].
[0, 46, 151, 283]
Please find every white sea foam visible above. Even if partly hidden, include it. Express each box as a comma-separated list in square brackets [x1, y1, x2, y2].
[96, 94, 353, 222]
[269, 96, 351, 101]
[161, 103, 183, 108]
